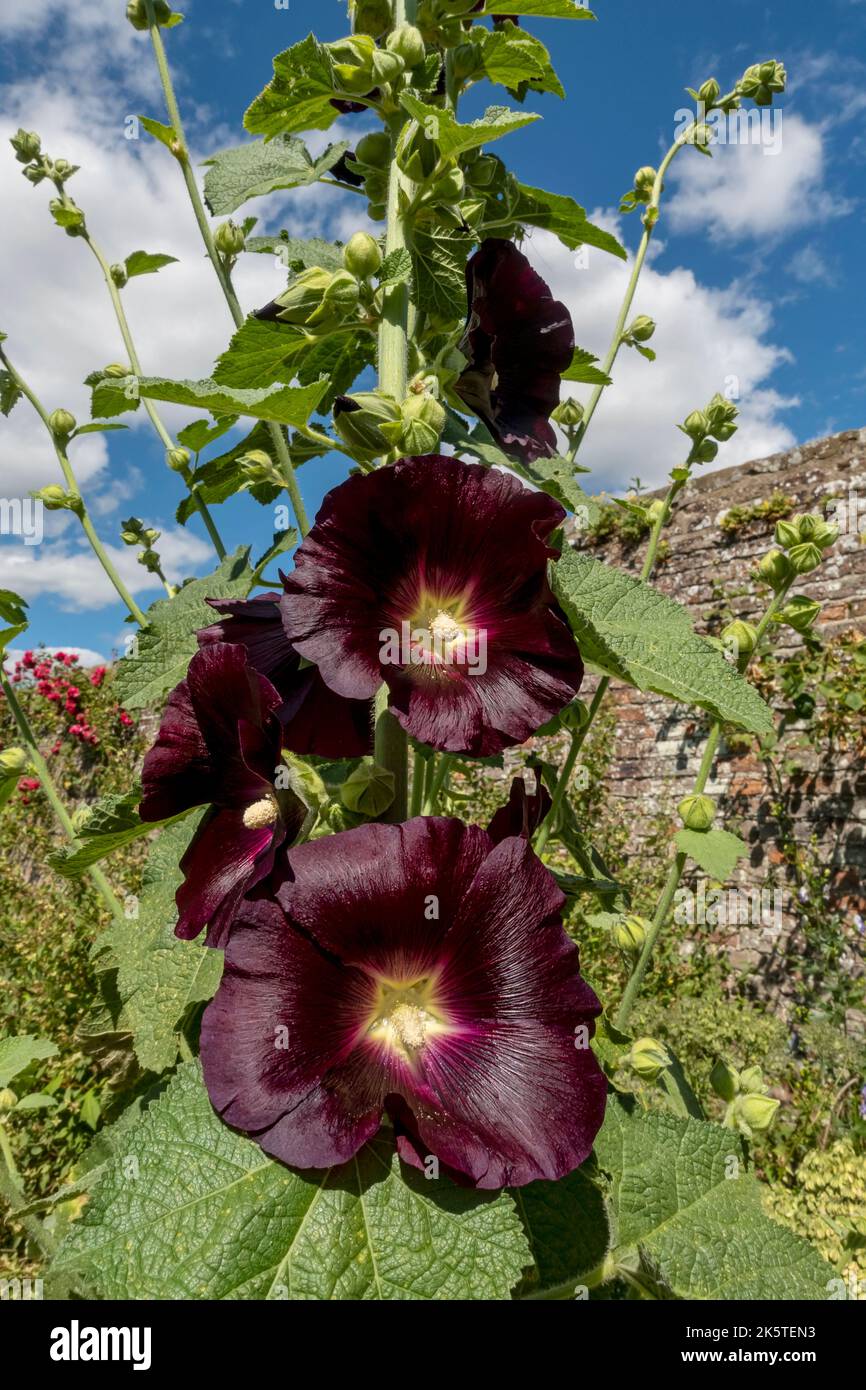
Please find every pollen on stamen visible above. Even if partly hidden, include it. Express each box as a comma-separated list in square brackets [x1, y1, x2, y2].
[388, 1002, 429, 1051]
[242, 796, 279, 830]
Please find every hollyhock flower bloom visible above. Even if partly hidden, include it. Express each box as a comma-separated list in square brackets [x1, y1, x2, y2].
[454, 238, 574, 464]
[197, 594, 372, 758]
[139, 642, 304, 948]
[201, 816, 606, 1188]
[279, 454, 583, 755]
[487, 774, 552, 843]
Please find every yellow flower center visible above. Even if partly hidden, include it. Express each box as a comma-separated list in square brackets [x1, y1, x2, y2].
[242, 795, 279, 830]
[366, 977, 447, 1058]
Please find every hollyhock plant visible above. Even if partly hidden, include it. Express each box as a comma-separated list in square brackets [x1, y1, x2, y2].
[454, 238, 575, 464]
[139, 642, 304, 948]
[200, 816, 606, 1188]
[279, 453, 584, 755]
[198, 594, 372, 758]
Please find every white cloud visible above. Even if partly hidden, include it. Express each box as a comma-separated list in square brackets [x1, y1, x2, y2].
[667, 114, 853, 242]
[526, 221, 798, 493]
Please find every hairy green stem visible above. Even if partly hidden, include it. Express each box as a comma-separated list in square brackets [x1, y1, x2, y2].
[422, 754, 453, 816]
[374, 684, 408, 822]
[0, 348, 148, 625]
[142, 0, 310, 536]
[0, 1123, 56, 1259]
[0, 670, 123, 918]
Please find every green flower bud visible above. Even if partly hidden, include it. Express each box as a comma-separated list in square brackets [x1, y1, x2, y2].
[166, 446, 191, 473]
[386, 23, 426, 68]
[49, 199, 85, 233]
[787, 541, 823, 575]
[430, 165, 466, 201]
[756, 548, 792, 591]
[343, 231, 382, 280]
[551, 397, 584, 428]
[774, 595, 821, 633]
[340, 762, 395, 817]
[355, 132, 391, 170]
[682, 409, 709, 440]
[271, 267, 337, 326]
[774, 517, 801, 550]
[709, 1058, 740, 1103]
[53, 158, 77, 182]
[48, 408, 76, 438]
[352, 0, 393, 37]
[126, 0, 175, 30]
[370, 47, 405, 87]
[119, 516, 145, 545]
[721, 619, 758, 658]
[466, 154, 499, 189]
[103, 363, 132, 379]
[738, 60, 786, 107]
[613, 914, 649, 953]
[646, 499, 666, 523]
[110, 262, 128, 288]
[627, 315, 656, 342]
[738, 1065, 767, 1095]
[23, 165, 46, 185]
[629, 1037, 672, 1081]
[10, 128, 41, 164]
[330, 36, 378, 93]
[451, 40, 484, 83]
[633, 166, 657, 201]
[734, 1092, 780, 1134]
[308, 269, 360, 327]
[0, 1088, 18, 1113]
[238, 449, 282, 488]
[678, 793, 716, 831]
[333, 391, 402, 462]
[696, 438, 718, 463]
[792, 513, 837, 549]
[697, 78, 721, 106]
[33, 484, 81, 514]
[705, 392, 739, 437]
[0, 748, 30, 777]
[214, 219, 246, 257]
[687, 121, 714, 147]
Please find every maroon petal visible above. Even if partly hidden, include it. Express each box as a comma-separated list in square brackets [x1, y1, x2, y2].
[455, 237, 575, 464]
[487, 775, 552, 843]
[175, 806, 281, 949]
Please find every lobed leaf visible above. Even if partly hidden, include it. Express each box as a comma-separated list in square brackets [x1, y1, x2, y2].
[203, 136, 349, 215]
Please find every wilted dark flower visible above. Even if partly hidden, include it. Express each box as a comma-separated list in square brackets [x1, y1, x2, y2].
[454, 238, 574, 464]
[198, 593, 372, 758]
[487, 774, 552, 843]
[279, 454, 584, 755]
[200, 816, 606, 1187]
[139, 643, 303, 948]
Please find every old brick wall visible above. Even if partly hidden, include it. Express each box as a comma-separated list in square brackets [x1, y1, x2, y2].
[569, 427, 866, 1005]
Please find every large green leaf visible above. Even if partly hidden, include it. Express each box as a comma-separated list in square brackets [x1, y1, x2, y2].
[133, 375, 328, 427]
[203, 137, 349, 215]
[450, 421, 601, 520]
[0, 1035, 58, 1088]
[47, 791, 192, 878]
[245, 234, 345, 274]
[674, 827, 749, 881]
[551, 550, 775, 737]
[399, 93, 539, 160]
[51, 1062, 532, 1300]
[476, 0, 595, 15]
[244, 35, 339, 139]
[212, 318, 308, 391]
[563, 346, 612, 385]
[479, 26, 564, 99]
[115, 547, 253, 710]
[124, 250, 178, 279]
[514, 1167, 611, 1298]
[176, 424, 323, 525]
[94, 821, 222, 1074]
[410, 222, 473, 320]
[1, 368, 23, 415]
[595, 1100, 835, 1300]
[514, 184, 627, 259]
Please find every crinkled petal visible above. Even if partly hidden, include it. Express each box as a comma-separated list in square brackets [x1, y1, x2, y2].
[175, 806, 281, 949]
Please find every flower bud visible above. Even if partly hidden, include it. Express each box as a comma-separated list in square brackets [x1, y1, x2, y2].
[551, 397, 584, 428]
[23, 165, 46, 184]
[633, 166, 657, 201]
[467, 154, 499, 189]
[627, 315, 656, 342]
[787, 541, 823, 575]
[757, 548, 791, 591]
[721, 619, 758, 658]
[48, 408, 76, 438]
[738, 60, 786, 107]
[354, 131, 391, 168]
[352, 0, 393, 37]
[774, 518, 800, 550]
[239, 449, 282, 488]
[738, 1065, 767, 1095]
[559, 698, 591, 732]
[166, 446, 191, 473]
[451, 40, 484, 83]
[0, 1088, 18, 1113]
[613, 914, 649, 953]
[646, 499, 666, 523]
[127, 0, 175, 30]
[429, 164, 466, 202]
[270, 267, 337, 326]
[705, 392, 739, 437]
[774, 595, 821, 633]
[103, 362, 132, 379]
[214, 219, 246, 257]
[682, 409, 709, 440]
[370, 47, 405, 87]
[386, 22, 426, 68]
[49, 199, 85, 233]
[333, 391, 402, 462]
[397, 392, 445, 454]
[340, 762, 395, 817]
[0, 748, 30, 777]
[343, 231, 382, 280]
[110, 263, 128, 288]
[697, 78, 721, 106]
[33, 484, 81, 514]
[734, 1092, 780, 1134]
[10, 128, 41, 164]
[710, 1058, 739, 1102]
[696, 438, 718, 463]
[628, 1037, 672, 1081]
[308, 269, 360, 327]
[678, 793, 716, 831]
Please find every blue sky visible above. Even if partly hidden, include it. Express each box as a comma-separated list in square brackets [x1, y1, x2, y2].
[0, 0, 864, 661]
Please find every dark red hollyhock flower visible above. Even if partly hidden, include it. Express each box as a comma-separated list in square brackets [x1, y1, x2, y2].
[454, 237, 574, 464]
[279, 454, 583, 755]
[198, 593, 372, 758]
[200, 817, 606, 1188]
[487, 774, 552, 844]
[139, 642, 303, 948]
